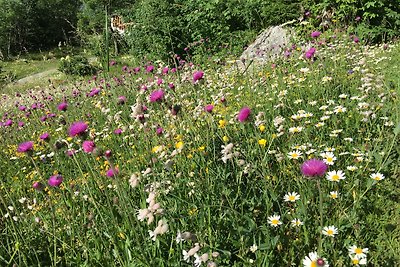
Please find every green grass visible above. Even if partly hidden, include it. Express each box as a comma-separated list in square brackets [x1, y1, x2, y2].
[0, 34, 399, 266]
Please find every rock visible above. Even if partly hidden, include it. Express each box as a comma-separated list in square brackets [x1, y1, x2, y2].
[236, 21, 295, 70]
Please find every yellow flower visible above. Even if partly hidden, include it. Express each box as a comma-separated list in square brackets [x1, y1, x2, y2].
[219, 119, 227, 128]
[174, 134, 183, 141]
[175, 141, 184, 150]
[118, 232, 126, 239]
[222, 136, 229, 142]
[259, 125, 266, 132]
[258, 139, 267, 147]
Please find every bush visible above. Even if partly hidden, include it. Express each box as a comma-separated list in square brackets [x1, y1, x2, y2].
[305, 0, 400, 42]
[58, 55, 97, 76]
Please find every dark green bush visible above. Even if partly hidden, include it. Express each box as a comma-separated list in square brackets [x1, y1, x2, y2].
[58, 55, 97, 76]
[305, 0, 400, 42]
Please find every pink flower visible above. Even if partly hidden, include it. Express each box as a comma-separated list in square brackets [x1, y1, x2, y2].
[204, 104, 214, 113]
[301, 159, 328, 177]
[40, 132, 50, 141]
[353, 36, 359, 43]
[106, 168, 119, 178]
[311, 31, 321, 38]
[193, 71, 204, 83]
[237, 107, 251, 122]
[117, 96, 127, 104]
[114, 128, 122, 135]
[146, 65, 154, 73]
[57, 102, 68, 111]
[104, 150, 112, 158]
[305, 47, 316, 59]
[48, 174, 63, 187]
[33, 181, 43, 191]
[17, 141, 33, 153]
[82, 140, 96, 153]
[150, 89, 165, 102]
[156, 127, 163, 135]
[69, 121, 88, 137]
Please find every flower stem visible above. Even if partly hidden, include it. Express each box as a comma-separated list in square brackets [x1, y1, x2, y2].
[317, 179, 323, 254]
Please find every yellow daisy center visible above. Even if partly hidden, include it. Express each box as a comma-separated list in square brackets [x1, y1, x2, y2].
[352, 259, 359, 264]
[311, 261, 317, 267]
[355, 248, 363, 254]
[289, 196, 296, 201]
[332, 174, 340, 181]
[327, 229, 334, 235]
[271, 219, 279, 225]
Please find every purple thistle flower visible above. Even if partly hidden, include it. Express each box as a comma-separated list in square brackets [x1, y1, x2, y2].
[5, 119, 12, 126]
[168, 83, 175, 89]
[162, 67, 169, 75]
[19, 105, 27, 111]
[146, 65, 154, 73]
[311, 31, 321, 38]
[33, 181, 43, 191]
[104, 150, 112, 158]
[301, 159, 328, 177]
[57, 102, 68, 111]
[305, 47, 316, 59]
[156, 127, 163, 135]
[66, 149, 76, 157]
[17, 141, 33, 153]
[150, 89, 165, 102]
[40, 132, 50, 141]
[237, 107, 251, 122]
[18, 121, 24, 127]
[69, 121, 88, 137]
[117, 96, 127, 105]
[114, 128, 122, 135]
[48, 174, 63, 187]
[89, 88, 101, 97]
[204, 104, 214, 113]
[106, 168, 119, 178]
[82, 140, 96, 153]
[193, 71, 204, 83]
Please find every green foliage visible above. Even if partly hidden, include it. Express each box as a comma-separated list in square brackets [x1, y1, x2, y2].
[58, 55, 97, 76]
[0, 0, 81, 59]
[305, 0, 400, 42]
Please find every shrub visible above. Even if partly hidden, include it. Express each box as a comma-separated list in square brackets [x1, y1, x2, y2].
[58, 55, 97, 76]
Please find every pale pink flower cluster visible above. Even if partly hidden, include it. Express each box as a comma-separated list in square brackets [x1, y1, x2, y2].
[148, 219, 168, 241]
[137, 191, 164, 225]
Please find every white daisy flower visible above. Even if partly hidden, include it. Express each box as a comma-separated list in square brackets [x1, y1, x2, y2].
[322, 225, 338, 237]
[348, 245, 369, 258]
[370, 172, 385, 181]
[287, 150, 303, 160]
[326, 170, 346, 182]
[291, 218, 303, 227]
[267, 215, 282, 227]
[302, 251, 329, 267]
[284, 192, 300, 202]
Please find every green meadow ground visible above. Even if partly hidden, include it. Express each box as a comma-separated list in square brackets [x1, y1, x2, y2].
[0, 34, 399, 266]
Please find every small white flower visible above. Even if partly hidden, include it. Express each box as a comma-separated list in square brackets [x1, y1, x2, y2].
[291, 218, 303, 227]
[348, 245, 369, 258]
[322, 225, 338, 237]
[329, 191, 339, 199]
[267, 215, 282, 227]
[287, 151, 302, 160]
[370, 172, 385, 181]
[326, 170, 346, 182]
[284, 192, 300, 202]
[249, 244, 258, 253]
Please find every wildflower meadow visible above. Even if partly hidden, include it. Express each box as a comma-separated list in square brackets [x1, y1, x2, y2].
[1, 33, 399, 266]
